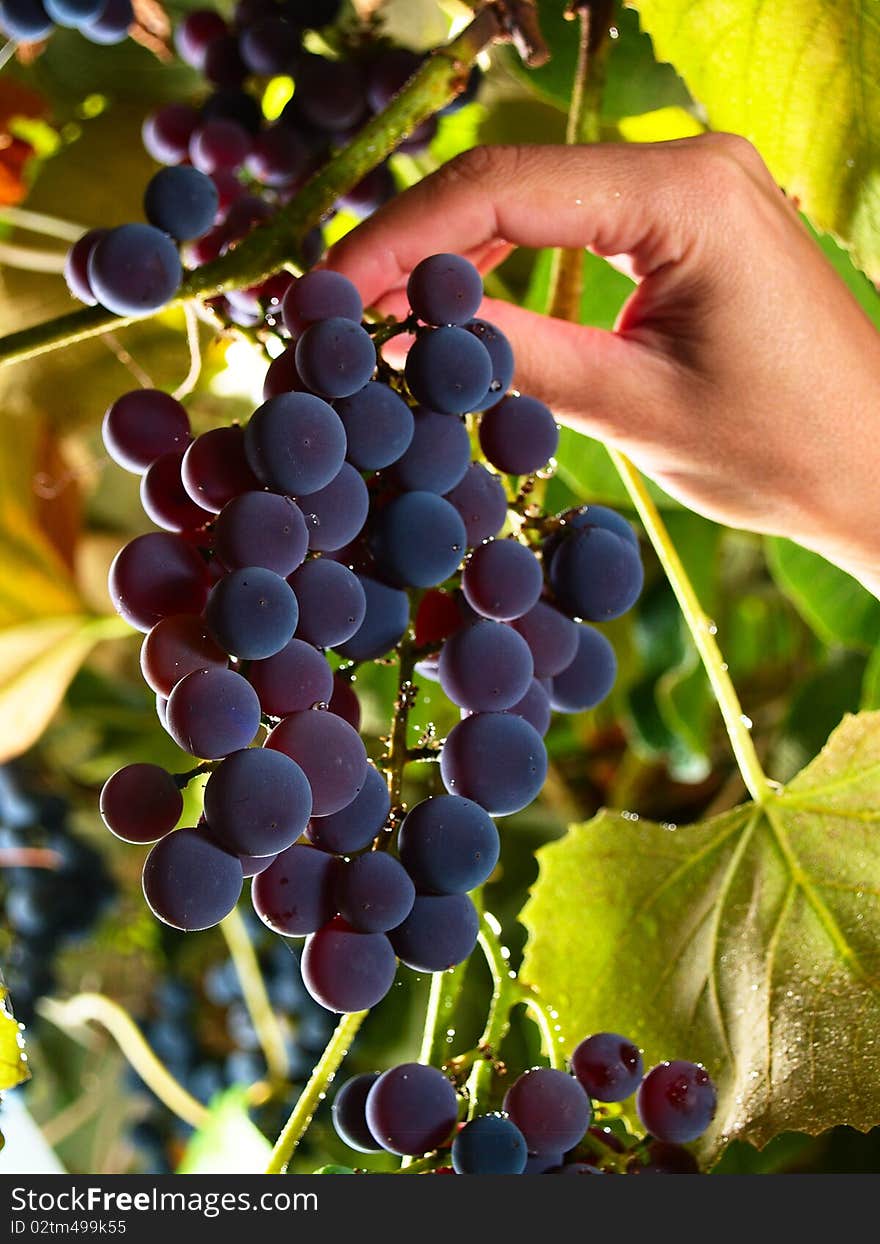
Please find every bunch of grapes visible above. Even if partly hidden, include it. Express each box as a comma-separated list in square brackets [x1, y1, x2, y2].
[64, 1, 480, 325]
[128, 930, 333, 1173]
[330, 1033, 716, 1174]
[0, 765, 115, 1025]
[98, 252, 644, 1014]
[0, 0, 131, 48]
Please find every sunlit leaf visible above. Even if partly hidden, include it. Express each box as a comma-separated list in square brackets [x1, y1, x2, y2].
[0, 990, 29, 1092]
[177, 1088, 272, 1175]
[522, 710, 880, 1162]
[766, 537, 880, 650]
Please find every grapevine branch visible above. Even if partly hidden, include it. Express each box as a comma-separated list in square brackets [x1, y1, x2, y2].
[0, 2, 543, 370]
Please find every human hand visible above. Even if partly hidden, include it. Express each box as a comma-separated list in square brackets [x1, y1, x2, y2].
[325, 136, 880, 597]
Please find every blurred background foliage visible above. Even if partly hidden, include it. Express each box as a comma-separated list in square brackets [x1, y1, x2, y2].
[0, 0, 878, 1174]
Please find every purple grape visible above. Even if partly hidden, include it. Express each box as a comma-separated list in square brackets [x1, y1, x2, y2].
[507, 679, 551, 736]
[174, 9, 227, 68]
[571, 1033, 644, 1103]
[244, 392, 347, 495]
[307, 763, 388, 854]
[189, 119, 251, 174]
[366, 48, 422, 112]
[239, 852, 278, 878]
[440, 712, 547, 815]
[636, 1061, 717, 1144]
[390, 407, 470, 495]
[288, 559, 366, 648]
[203, 748, 312, 856]
[438, 619, 533, 711]
[262, 345, 308, 399]
[332, 1073, 382, 1153]
[88, 224, 182, 317]
[144, 166, 219, 242]
[452, 1114, 527, 1175]
[64, 228, 109, 306]
[302, 919, 396, 1012]
[140, 614, 227, 696]
[463, 318, 515, 410]
[142, 103, 200, 165]
[245, 124, 309, 186]
[215, 492, 309, 575]
[44, 0, 102, 26]
[297, 463, 369, 553]
[294, 56, 367, 132]
[407, 253, 483, 326]
[503, 1069, 592, 1155]
[266, 709, 367, 815]
[510, 601, 579, 679]
[100, 763, 182, 844]
[165, 667, 261, 758]
[281, 270, 363, 338]
[335, 381, 414, 471]
[405, 327, 493, 415]
[479, 394, 559, 475]
[444, 462, 508, 547]
[389, 893, 478, 972]
[203, 33, 248, 88]
[109, 532, 208, 632]
[0, 0, 51, 40]
[252, 843, 338, 935]
[140, 451, 212, 533]
[335, 852, 415, 934]
[461, 539, 543, 621]
[398, 795, 498, 895]
[549, 624, 617, 713]
[549, 527, 643, 622]
[143, 827, 243, 931]
[335, 576, 409, 661]
[181, 425, 260, 513]
[205, 566, 299, 660]
[294, 318, 376, 400]
[365, 1063, 458, 1156]
[371, 491, 466, 589]
[103, 389, 190, 474]
[248, 637, 333, 717]
[337, 162, 395, 219]
[239, 16, 299, 75]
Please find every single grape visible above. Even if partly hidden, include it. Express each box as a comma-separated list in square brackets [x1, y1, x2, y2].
[203, 33, 248, 89]
[302, 919, 397, 1012]
[398, 795, 498, 895]
[365, 1063, 459, 1156]
[293, 56, 367, 132]
[189, 118, 251, 174]
[100, 763, 182, 844]
[294, 318, 376, 400]
[405, 327, 492, 415]
[181, 425, 260, 513]
[297, 463, 369, 553]
[64, 228, 109, 306]
[503, 1068, 592, 1155]
[88, 224, 182, 317]
[266, 709, 367, 816]
[366, 47, 422, 112]
[288, 559, 366, 648]
[389, 893, 479, 972]
[462, 539, 543, 621]
[413, 589, 464, 651]
[140, 451, 212, 533]
[524, 1151, 564, 1175]
[463, 319, 513, 406]
[165, 667, 261, 758]
[550, 527, 644, 621]
[262, 345, 309, 399]
[571, 1033, 644, 1103]
[247, 637, 333, 718]
[563, 504, 640, 549]
[82, 0, 133, 46]
[440, 712, 547, 816]
[632, 1141, 701, 1175]
[335, 382, 414, 471]
[43, 0, 102, 25]
[282, 270, 363, 338]
[636, 1061, 717, 1144]
[307, 762, 388, 854]
[239, 852, 278, 878]
[239, 15, 299, 75]
[332, 1073, 382, 1153]
[371, 491, 466, 589]
[144, 166, 219, 243]
[205, 566, 299, 660]
[335, 576, 409, 661]
[444, 462, 508, 546]
[438, 619, 533, 712]
[215, 492, 309, 576]
[142, 103, 200, 165]
[102, 389, 190, 474]
[328, 674, 361, 730]
[108, 532, 208, 632]
[140, 614, 227, 697]
[245, 123, 309, 187]
[174, 9, 226, 68]
[549, 624, 617, 713]
[252, 843, 338, 936]
[244, 392, 347, 495]
[0, 0, 52, 40]
[479, 394, 559, 475]
[407, 254, 483, 326]
[203, 748, 312, 856]
[390, 407, 470, 495]
[335, 852, 415, 934]
[505, 679, 552, 737]
[510, 601, 579, 678]
[452, 1115, 528, 1176]
[143, 827, 242, 931]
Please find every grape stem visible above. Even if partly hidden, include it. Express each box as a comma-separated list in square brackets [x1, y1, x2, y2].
[38, 993, 209, 1130]
[381, 634, 418, 829]
[265, 1009, 367, 1174]
[465, 915, 518, 1118]
[0, 4, 526, 369]
[220, 906, 290, 1085]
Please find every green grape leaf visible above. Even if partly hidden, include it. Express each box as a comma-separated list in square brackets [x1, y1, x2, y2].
[521, 710, 880, 1162]
[861, 645, 880, 710]
[177, 1088, 271, 1175]
[766, 538, 880, 650]
[0, 990, 29, 1093]
[627, 0, 880, 278]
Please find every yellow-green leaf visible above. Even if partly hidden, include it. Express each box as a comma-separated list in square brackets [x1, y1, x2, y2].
[628, 0, 880, 278]
[177, 1088, 271, 1174]
[0, 615, 127, 762]
[521, 710, 880, 1162]
[0, 990, 29, 1092]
